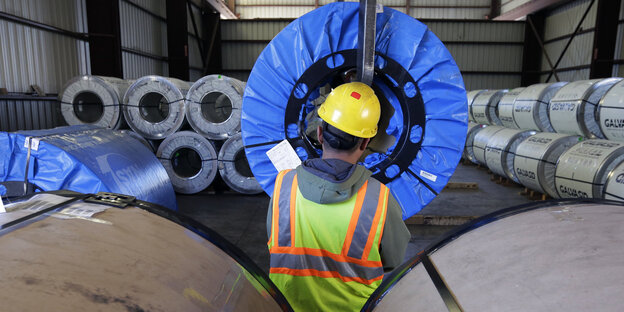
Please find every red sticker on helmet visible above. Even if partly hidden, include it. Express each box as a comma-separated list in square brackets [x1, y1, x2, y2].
[350, 91, 361, 100]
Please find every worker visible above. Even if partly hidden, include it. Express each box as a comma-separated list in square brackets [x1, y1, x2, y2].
[267, 82, 410, 311]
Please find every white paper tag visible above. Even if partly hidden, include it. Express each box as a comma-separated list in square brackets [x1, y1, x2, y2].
[0, 199, 5, 213]
[266, 140, 302, 172]
[57, 203, 108, 218]
[23, 137, 40, 151]
[420, 170, 438, 182]
[376, 4, 384, 13]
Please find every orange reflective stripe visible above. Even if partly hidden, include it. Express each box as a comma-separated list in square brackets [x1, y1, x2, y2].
[341, 181, 368, 255]
[270, 170, 291, 247]
[269, 267, 383, 285]
[361, 184, 387, 261]
[270, 246, 381, 267]
[289, 174, 298, 247]
[376, 187, 389, 250]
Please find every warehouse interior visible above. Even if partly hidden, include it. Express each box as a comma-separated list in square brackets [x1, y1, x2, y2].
[1, 0, 624, 311]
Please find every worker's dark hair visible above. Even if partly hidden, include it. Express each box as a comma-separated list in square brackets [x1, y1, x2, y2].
[321, 121, 362, 151]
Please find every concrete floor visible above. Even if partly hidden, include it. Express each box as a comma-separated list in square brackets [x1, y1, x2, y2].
[177, 161, 536, 273]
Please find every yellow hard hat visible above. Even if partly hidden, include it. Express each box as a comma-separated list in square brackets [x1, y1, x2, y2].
[317, 82, 380, 138]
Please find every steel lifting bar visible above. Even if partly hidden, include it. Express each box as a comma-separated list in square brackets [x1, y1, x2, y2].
[356, 0, 377, 86]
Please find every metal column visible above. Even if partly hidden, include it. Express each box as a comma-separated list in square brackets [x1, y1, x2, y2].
[202, 9, 222, 75]
[520, 12, 546, 86]
[85, 0, 123, 78]
[589, 0, 622, 78]
[166, 0, 190, 81]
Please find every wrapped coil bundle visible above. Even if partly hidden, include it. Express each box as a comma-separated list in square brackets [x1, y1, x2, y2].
[0, 125, 176, 210]
[549, 78, 622, 138]
[156, 131, 218, 194]
[218, 133, 263, 194]
[117, 129, 155, 152]
[513, 82, 567, 131]
[513, 133, 582, 198]
[59, 75, 133, 130]
[363, 200, 624, 312]
[483, 128, 536, 182]
[241, 3, 467, 219]
[471, 89, 507, 126]
[604, 161, 624, 202]
[598, 80, 624, 141]
[497, 87, 525, 129]
[123, 76, 190, 140]
[464, 123, 487, 164]
[471, 125, 505, 166]
[555, 139, 624, 199]
[467, 90, 486, 123]
[186, 75, 245, 140]
[0, 192, 289, 311]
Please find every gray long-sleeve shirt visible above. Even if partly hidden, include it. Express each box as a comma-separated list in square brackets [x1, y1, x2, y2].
[267, 158, 410, 271]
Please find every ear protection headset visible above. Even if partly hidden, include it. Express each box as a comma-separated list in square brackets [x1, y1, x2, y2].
[322, 122, 360, 150]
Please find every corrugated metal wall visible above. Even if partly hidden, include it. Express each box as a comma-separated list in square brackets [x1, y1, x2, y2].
[501, 0, 531, 16]
[425, 21, 524, 89]
[221, 19, 524, 89]
[539, 0, 596, 82]
[0, 0, 89, 93]
[221, 19, 290, 81]
[119, 0, 168, 79]
[235, 0, 491, 20]
[0, 98, 62, 131]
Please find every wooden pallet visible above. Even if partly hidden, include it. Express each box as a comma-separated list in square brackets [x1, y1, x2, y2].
[519, 187, 551, 201]
[443, 182, 478, 191]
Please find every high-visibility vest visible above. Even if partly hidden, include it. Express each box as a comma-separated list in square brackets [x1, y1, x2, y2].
[268, 169, 390, 311]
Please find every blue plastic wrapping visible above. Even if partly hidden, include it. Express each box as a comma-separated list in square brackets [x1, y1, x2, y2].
[0, 125, 177, 210]
[241, 3, 467, 219]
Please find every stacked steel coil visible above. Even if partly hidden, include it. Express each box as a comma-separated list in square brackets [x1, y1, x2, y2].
[53, 74, 262, 195]
[462, 77, 624, 202]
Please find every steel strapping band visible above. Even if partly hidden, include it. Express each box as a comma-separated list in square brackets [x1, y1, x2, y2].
[347, 179, 382, 259]
[422, 255, 463, 312]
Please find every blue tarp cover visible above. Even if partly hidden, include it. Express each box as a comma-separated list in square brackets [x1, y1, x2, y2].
[0, 125, 177, 210]
[242, 2, 467, 219]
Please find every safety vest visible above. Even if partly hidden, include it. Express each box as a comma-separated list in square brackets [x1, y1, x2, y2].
[268, 169, 390, 312]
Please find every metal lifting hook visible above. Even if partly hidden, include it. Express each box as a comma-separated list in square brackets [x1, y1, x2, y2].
[356, 0, 377, 86]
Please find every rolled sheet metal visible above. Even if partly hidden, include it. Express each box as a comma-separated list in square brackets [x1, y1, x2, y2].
[497, 87, 525, 129]
[464, 123, 487, 164]
[598, 80, 624, 142]
[604, 160, 624, 202]
[549, 78, 622, 138]
[513, 82, 567, 131]
[513, 132, 581, 198]
[123, 76, 190, 140]
[363, 200, 624, 312]
[484, 128, 536, 182]
[218, 133, 263, 194]
[59, 75, 133, 129]
[467, 90, 486, 123]
[0, 125, 176, 210]
[157, 131, 218, 194]
[472, 125, 505, 166]
[555, 139, 624, 198]
[471, 89, 507, 125]
[0, 192, 289, 311]
[186, 75, 244, 140]
[242, 3, 467, 219]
